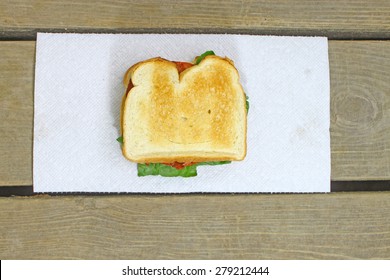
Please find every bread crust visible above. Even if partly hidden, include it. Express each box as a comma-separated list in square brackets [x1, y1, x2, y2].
[121, 55, 247, 163]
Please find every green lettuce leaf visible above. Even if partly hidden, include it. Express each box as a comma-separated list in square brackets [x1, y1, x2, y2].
[137, 161, 231, 177]
[245, 94, 249, 113]
[195, 50, 215, 64]
[138, 163, 197, 177]
[196, 161, 231, 166]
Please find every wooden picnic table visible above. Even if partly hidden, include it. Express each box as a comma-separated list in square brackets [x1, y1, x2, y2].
[0, 0, 389, 259]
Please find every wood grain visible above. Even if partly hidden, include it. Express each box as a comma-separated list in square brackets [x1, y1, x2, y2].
[0, 42, 34, 186]
[0, 0, 389, 39]
[329, 41, 390, 180]
[0, 192, 389, 259]
[1, 40, 390, 185]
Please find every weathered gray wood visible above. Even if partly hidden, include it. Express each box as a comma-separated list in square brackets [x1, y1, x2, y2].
[0, 193, 389, 259]
[0, 42, 34, 186]
[329, 41, 390, 180]
[0, 0, 389, 39]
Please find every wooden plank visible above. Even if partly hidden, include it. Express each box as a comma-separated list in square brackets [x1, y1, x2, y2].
[0, 192, 389, 259]
[1, 40, 390, 186]
[0, 0, 389, 39]
[329, 41, 390, 180]
[0, 42, 34, 186]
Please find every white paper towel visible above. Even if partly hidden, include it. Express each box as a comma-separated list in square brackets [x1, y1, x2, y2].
[33, 33, 330, 193]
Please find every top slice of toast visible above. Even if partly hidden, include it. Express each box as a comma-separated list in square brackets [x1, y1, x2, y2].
[121, 55, 247, 163]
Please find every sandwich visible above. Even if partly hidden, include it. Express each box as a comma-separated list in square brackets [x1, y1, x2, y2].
[118, 51, 248, 177]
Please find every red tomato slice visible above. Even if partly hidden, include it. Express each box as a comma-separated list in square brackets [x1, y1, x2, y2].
[174, 61, 194, 73]
[162, 162, 197, 170]
[126, 79, 134, 95]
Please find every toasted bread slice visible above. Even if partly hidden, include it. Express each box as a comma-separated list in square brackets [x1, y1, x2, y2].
[121, 55, 247, 163]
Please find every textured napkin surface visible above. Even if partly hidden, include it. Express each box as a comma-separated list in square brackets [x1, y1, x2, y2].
[34, 33, 330, 193]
